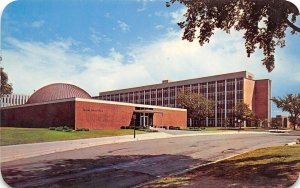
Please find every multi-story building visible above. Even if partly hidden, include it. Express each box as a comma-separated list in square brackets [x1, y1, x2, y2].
[97, 71, 271, 127]
[0, 94, 30, 108]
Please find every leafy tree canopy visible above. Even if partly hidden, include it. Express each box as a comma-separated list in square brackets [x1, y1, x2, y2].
[177, 91, 215, 120]
[167, 0, 299, 72]
[272, 93, 300, 130]
[1, 68, 13, 97]
[232, 102, 254, 128]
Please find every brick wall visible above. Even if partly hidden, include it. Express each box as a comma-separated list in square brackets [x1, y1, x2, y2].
[75, 101, 134, 129]
[254, 80, 270, 121]
[1, 99, 187, 130]
[153, 109, 187, 129]
[1, 101, 75, 128]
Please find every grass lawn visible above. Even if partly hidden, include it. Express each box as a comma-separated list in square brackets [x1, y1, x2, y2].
[145, 145, 300, 187]
[0, 127, 144, 146]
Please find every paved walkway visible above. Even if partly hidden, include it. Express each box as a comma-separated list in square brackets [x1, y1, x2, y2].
[0, 130, 274, 163]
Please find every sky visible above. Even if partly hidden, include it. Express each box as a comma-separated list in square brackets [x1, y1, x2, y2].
[0, 0, 299, 116]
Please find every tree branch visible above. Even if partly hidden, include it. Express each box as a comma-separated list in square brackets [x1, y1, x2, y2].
[285, 18, 300, 32]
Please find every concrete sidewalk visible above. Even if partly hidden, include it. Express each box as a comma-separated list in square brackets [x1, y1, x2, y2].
[0, 131, 272, 163]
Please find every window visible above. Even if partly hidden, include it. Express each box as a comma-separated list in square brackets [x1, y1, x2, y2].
[192, 84, 198, 93]
[184, 85, 191, 93]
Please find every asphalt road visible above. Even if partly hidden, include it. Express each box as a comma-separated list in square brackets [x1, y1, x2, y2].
[1, 132, 299, 188]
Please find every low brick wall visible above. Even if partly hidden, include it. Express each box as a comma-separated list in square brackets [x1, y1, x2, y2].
[1, 101, 76, 129]
[1, 98, 187, 130]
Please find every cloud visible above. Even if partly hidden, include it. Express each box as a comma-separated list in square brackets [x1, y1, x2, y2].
[169, 8, 186, 24]
[2, 29, 299, 101]
[90, 33, 102, 45]
[137, 7, 146, 12]
[117, 20, 130, 32]
[89, 28, 112, 45]
[154, 7, 186, 24]
[155, 25, 164, 30]
[31, 20, 44, 28]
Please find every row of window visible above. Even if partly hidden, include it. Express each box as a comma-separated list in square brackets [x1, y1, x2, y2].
[100, 78, 245, 107]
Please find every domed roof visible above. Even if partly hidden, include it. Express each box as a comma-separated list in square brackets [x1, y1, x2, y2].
[27, 83, 91, 104]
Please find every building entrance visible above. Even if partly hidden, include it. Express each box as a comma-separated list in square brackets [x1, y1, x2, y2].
[131, 107, 164, 128]
[131, 113, 153, 128]
[140, 115, 149, 127]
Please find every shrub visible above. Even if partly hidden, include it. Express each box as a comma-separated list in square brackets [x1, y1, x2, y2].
[63, 129, 72, 132]
[76, 128, 89, 131]
[55, 127, 64, 131]
[120, 126, 125, 129]
[140, 129, 158, 132]
[49, 127, 56, 130]
[63, 126, 70, 130]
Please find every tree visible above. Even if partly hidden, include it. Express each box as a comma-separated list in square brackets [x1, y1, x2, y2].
[166, 0, 299, 72]
[0, 68, 13, 97]
[270, 118, 280, 129]
[272, 93, 300, 130]
[232, 102, 254, 129]
[177, 91, 214, 126]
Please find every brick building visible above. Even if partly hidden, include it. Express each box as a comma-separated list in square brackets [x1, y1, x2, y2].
[271, 115, 293, 129]
[97, 71, 271, 127]
[1, 83, 187, 129]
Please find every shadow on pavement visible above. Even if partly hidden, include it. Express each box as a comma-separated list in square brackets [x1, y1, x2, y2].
[1, 154, 208, 188]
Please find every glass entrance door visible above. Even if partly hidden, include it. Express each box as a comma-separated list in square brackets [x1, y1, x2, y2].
[140, 115, 149, 127]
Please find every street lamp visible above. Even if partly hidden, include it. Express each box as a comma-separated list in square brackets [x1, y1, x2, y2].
[133, 114, 136, 139]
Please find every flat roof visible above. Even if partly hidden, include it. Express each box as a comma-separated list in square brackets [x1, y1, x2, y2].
[99, 71, 254, 95]
[1, 97, 186, 112]
[76, 98, 186, 111]
[134, 109, 164, 113]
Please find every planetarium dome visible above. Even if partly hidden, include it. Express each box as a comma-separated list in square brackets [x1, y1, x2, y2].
[27, 83, 92, 104]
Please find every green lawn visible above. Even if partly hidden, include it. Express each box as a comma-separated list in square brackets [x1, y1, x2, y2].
[145, 145, 300, 187]
[0, 127, 144, 146]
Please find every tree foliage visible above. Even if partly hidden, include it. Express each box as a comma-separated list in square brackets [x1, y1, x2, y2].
[177, 91, 215, 120]
[272, 93, 300, 130]
[0, 68, 13, 97]
[166, 0, 299, 72]
[232, 102, 254, 128]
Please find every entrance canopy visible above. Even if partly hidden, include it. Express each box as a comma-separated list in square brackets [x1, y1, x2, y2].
[133, 109, 164, 114]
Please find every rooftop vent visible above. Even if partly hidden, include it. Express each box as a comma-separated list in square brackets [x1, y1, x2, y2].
[162, 80, 172, 84]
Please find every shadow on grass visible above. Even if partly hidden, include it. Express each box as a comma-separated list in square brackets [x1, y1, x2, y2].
[1, 154, 208, 188]
[186, 152, 300, 187]
[145, 147, 300, 188]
